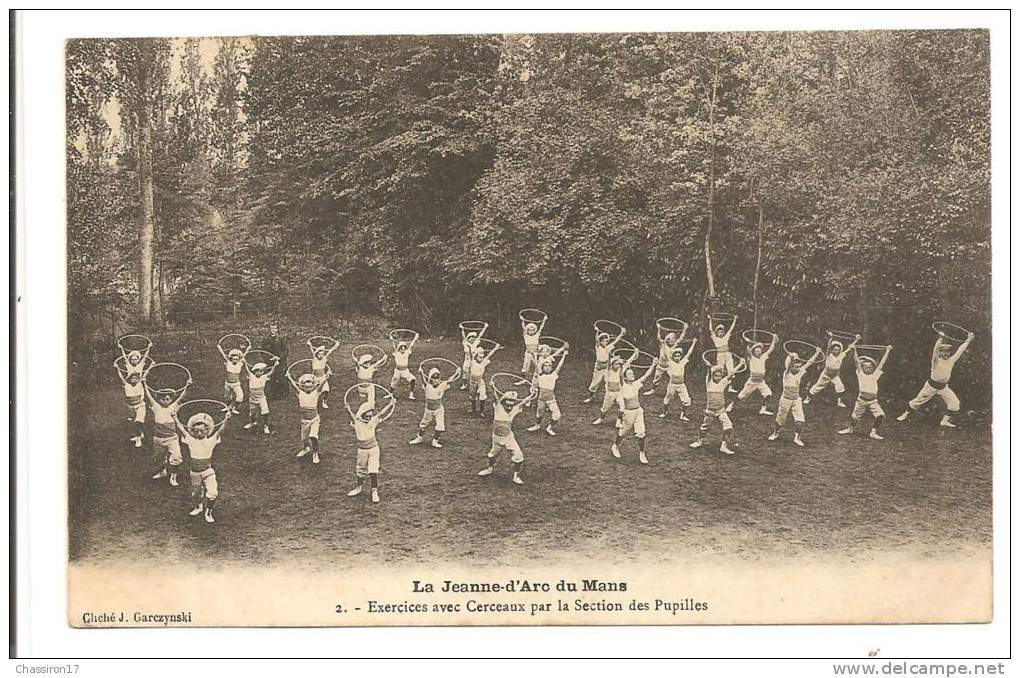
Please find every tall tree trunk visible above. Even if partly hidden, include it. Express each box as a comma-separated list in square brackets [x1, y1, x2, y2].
[703, 65, 720, 304]
[135, 40, 156, 324]
[753, 201, 764, 331]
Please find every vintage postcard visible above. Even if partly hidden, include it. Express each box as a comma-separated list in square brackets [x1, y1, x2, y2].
[66, 29, 992, 627]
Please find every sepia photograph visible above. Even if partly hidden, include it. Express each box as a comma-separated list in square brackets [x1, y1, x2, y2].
[62, 25, 993, 628]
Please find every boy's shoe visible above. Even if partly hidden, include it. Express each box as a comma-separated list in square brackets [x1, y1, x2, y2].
[409, 435, 424, 445]
[459, 384, 467, 391]
[371, 488, 380, 504]
[658, 411, 667, 419]
[896, 410, 910, 421]
[431, 439, 443, 448]
[477, 467, 494, 477]
[641, 388, 655, 396]
[347, 485, 363, 497]
[151, 468, 167, 480]
[243, 422, 256, 430]
[409, 392, 416, 400]
[767, 431, 780, 441]
[204, 509, 215, 524]
[611, 444, 621, 459]
[591, 417, 603, 425]
[725, 402, 734, 412]
[526, 424, 542, 432]
[263, 426, 272, 435]
[582, 395, 594, 404]
[545, 426, 556, 436]
[837, 427, 853, 435]
[720, 442, 734, 455]
[312, 452, 320, 464]
[678, 412, 690, 422]
[133, 436, 143, 448]
[188, 504, 204, 517]
[511, 473, 524, 485]
[940, 417, 958, 428]
[689, 440, 703, 449]
[169, 473, 179, 487]
[638, 451, 648, 465]
[759, 407, 773, 415]
[802, 396, 812, 404]
[837, 400, 847, 408]
[869, 430, 885, 440]
[793, 434, 805, 447]
[231, 407, 242, 415]
[296, 447, 310, 458]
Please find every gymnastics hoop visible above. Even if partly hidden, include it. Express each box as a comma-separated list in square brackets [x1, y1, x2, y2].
[142, 362, 192, 397]
[519, 308, 547, 325]
[308, 335, 338, 351]
[286, 358, 321, 382]
[490, 372, 534, 404]
[656, 317, 689, 339]
[593, 319, 625, 338]
[618, 349, 657, 373]
[117, 334, 152, 354]
[783, 340, 821, 360]
[827, 329, 859, 344]
[352, 343, 387, 364]
[538, 335, 568, 351]
[243, 350, 279, 371]
[177, 399, 231, 431]
[459, 320, 487, 335]
[419, 357, 460, 381]
[218, 333, 250, 354]
[388, 328, 419, 345]
[610, 339, 640, 363]
[741, 329, 777, 346]
[697, 348, 746, 371]
[474, 337, 501, 354]
[343, 383, 396, 422]
[855, 344, 891, 363]
[708, 312, 737, 328]
[932, 321, 971, 343]
[114, 354, 147, 377]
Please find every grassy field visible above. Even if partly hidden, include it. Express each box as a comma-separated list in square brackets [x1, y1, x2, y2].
[69, 333, 992, 570]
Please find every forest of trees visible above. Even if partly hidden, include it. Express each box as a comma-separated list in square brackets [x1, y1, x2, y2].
[66, 30, 992, 403]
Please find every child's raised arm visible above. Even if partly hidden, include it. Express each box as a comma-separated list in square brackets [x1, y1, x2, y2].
[725, 314, 737, 339]
[638, 358, 658, 384]
[607, 327, 626, 349]
[952, 332, 975, 360]
[878, 345, 893, 371]
[216, 343, 229, 361]
[553, 349, 570, 375]
[840, 334, 861, 358]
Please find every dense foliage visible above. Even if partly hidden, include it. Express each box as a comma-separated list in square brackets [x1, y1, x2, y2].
[66, 30, 992, 405]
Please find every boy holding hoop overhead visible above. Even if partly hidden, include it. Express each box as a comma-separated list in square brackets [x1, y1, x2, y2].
[143, 363, 191, 486]
[527, 343, 570, 436]
[308, 336, 340, 410]
[643, 318, 687, 396]
[287, 363, 331, 465]
[468, 341, 502, 417]
[608, 347, 658, 464]
[115, 362, 147, 448]
[804, 331, 860, 408]
[174, 403, 231, 524]
[734, 330, 778, 416]
[592, 348, 631, 426]
[897, 324, 974, 428]
[478, 379, 537, 485]
[768, 343, 822, 447]
[389, 329, 420, 399]
[519, 309, 548, 375]
[586, 320, 626, 403]
[346, 385, 396, 504]
[243, 354, 280, 435]
[839, 345, 893, 440]
[410, 359, 461, 448]
[217, 334, 250, 415]
[658, 338, 697, 421]
[689, 351, 744, 455]
[709, 312, 739, 394]
[459, 321, 488, 391]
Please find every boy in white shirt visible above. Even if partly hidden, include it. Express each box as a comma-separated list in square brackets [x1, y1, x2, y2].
[658, 339, 697, 421]
[410, 364, 461, 448]
[610, 352, 658, 465]
[585, 325, 626, 403]
[243, 358, 280, 435]
[839, 345, 892, 440]
[347, 395, 395, 504]
[390, 332, 420, 400]
[287, 369, 330, 465]
[768, 347, 822, 447]
[897, 331, 974, 428]
[527, 344, 569, 436]
[804, 333, 860, 408]
[174, 409, 231, 524]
